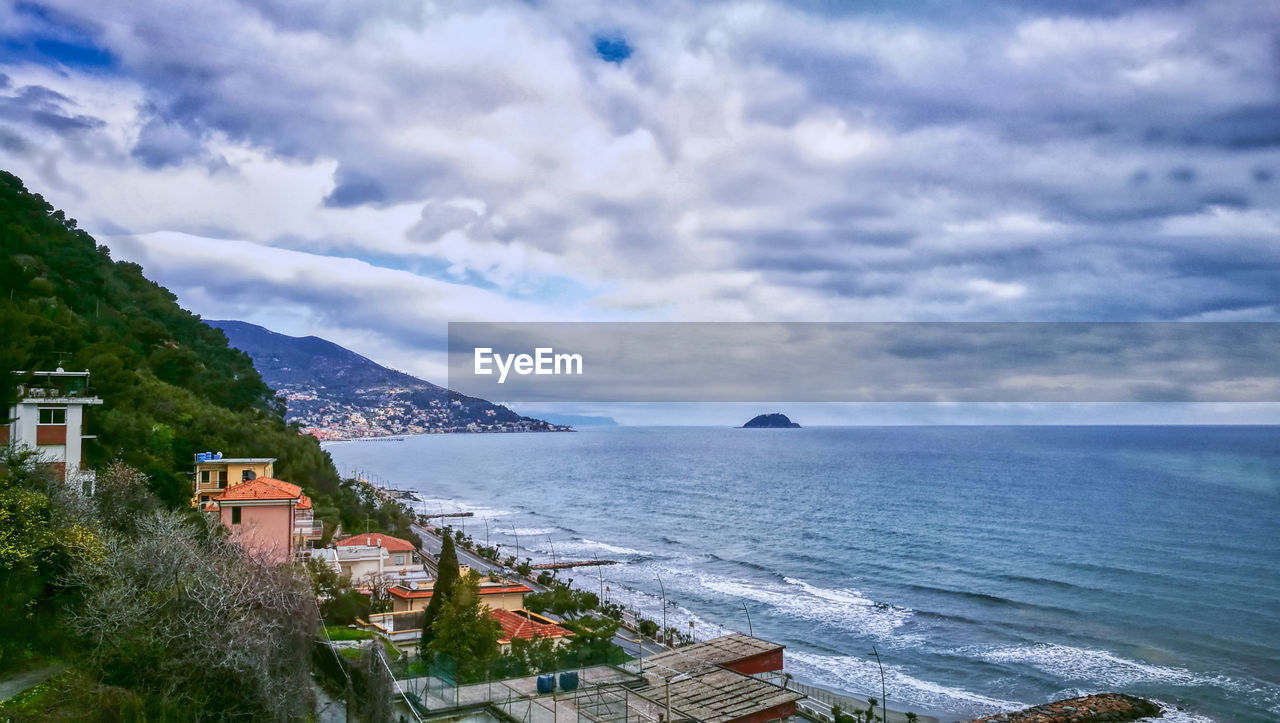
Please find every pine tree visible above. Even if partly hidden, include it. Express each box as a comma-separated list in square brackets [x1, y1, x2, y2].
[426, 571, 503, 682]
[420, 532, 461, 651]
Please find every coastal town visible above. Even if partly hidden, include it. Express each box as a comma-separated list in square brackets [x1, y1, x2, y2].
[2, 366, 1168, 723]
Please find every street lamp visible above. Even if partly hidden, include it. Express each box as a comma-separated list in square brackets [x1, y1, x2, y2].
[656, 574, 668, 647]
[867, 645, 887, 723]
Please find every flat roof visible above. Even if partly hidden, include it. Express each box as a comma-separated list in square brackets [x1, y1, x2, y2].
[194, 457, 277, 464]
[640, 633, 784, 674]
[638, 667, 802, 722]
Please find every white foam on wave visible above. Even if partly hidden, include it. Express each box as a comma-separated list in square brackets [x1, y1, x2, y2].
[505, 527, 559, 537]
[414, 496, 516, 519]
[967, 642, 1280, 718]
[970, 643, 1207, 688]
[788, 650, 1025, 715]
[700, 575, 912, 640]
[523, 537, 649, 557]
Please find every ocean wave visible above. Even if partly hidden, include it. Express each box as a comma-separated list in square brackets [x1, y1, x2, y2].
[699, 575, 912, 640]
[413, 496, 516, 519]
[787, 650, 1025, 716]
[505, 527, 559, 537]
[968, 643, 1208, 688]
[523, 537, 649, 558]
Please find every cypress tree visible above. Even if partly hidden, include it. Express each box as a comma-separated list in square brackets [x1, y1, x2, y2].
[420, 532, 460, 651]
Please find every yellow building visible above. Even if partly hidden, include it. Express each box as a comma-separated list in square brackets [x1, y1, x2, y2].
[191, 454, 276, 507]
[389, 579, 532, 613]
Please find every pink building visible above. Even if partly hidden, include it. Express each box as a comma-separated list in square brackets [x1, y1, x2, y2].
[212, 477, 301, 564]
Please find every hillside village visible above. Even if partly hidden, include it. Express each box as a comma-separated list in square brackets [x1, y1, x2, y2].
[2, 366, 823, 723]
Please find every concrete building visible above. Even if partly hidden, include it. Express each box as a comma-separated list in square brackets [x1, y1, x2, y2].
[3, 368, 102, 485]
[335, 533, 431, 587]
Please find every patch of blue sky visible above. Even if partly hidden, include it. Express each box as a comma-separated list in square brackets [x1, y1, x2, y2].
[1, 2, 116, 71]
[593, 35, 632, 64]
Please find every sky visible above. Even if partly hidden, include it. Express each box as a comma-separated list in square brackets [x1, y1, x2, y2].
[2, 0, 1279, 423]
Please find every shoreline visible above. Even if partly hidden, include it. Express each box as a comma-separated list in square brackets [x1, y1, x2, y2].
[348, 470, 951, 722]
[332, 434, 1218, 723]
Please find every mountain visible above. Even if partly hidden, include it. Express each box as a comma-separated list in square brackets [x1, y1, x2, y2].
[742, 413, 801, 428]
[208, 320, 569, 437]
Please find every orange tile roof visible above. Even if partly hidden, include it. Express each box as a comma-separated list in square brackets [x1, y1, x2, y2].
[214, 477, 300, 503]
[335, 533, 415, 552]
[243, 476, 311, 510]
[489, 608, 573, 644]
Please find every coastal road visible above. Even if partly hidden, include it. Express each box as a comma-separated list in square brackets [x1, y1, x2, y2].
[411, 522, 668, 660]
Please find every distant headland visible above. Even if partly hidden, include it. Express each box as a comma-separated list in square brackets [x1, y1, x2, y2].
[742, 413, 801, 428]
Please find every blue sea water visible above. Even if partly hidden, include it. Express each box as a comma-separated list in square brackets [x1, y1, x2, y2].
[326, 426, 1280, 722]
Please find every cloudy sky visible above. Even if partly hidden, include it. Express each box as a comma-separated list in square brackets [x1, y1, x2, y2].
[3, 0, 1279, 420]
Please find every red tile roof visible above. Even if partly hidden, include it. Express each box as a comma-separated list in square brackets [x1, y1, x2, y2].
[489, 608, 573, 644]
[244, 476, 311, 510]
[213, 477, 300, 503]
[335, 533, 415, 552]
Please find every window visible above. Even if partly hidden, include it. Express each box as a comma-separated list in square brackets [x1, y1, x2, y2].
[38, 408, 66, 425]
[201, 470, 210, 484]
[395, 555, 405, 565]
[241, 469, 256, 481]
[231, 507, 242, 525]
[216, 470, 227, 484]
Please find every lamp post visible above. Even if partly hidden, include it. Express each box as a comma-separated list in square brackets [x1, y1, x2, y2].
[656, 574, 668, 647]
[867, 645, 887, 722]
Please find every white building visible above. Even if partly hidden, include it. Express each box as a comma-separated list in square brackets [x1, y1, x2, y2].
[4, 368, 103, 484]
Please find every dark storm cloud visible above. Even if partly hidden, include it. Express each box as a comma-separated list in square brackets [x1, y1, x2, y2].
[0, 82, 103, 134]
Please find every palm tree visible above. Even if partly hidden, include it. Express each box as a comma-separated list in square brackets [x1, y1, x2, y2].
[865, 697, 878, 723]
[906, 713, 920, 723]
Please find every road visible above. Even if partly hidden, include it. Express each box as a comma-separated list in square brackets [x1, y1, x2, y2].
[410, 523, 668, 660]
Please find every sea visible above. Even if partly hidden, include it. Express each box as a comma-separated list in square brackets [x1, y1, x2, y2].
[325, 426, 1280, 722]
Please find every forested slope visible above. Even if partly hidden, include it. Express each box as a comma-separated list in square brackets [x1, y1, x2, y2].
[0, 170, 380, 527]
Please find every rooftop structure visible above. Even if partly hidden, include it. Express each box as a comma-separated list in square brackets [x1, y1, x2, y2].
[335, 533, 416, 552]
[638, 665, 801, 722]
[640, 632, 786, 676]
[489, 608, 574, 648]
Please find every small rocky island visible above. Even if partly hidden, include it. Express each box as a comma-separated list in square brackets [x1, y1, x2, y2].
[742, 413, 801, 428]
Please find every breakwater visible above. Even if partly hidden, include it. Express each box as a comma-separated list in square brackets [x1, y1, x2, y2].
[964, 694, 1162, 723]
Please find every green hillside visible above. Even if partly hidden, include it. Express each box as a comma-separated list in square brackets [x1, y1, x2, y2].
[0, 170, 401, 532]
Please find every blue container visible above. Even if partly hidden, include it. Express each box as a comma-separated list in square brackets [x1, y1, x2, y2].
[559, 671, 579, 691]
[536, 674, 556, 694]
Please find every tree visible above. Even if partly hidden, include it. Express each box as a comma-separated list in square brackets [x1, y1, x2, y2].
[558, 615, 624, 667]
[356, 640, 396, 723]
[64, 511, 317, 719]
[420, 533, 460, 650]
[425, 571, 502, 682]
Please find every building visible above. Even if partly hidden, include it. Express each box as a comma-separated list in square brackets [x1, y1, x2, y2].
[630, 634, 801, 723]
[3, 368, 103, 484]
[388, 579, 532, 613]
[334, 533, 430, 587]
[212, 476, 309, 564]
[191, 453, 276, 507]
[359, 607, 572, 655]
